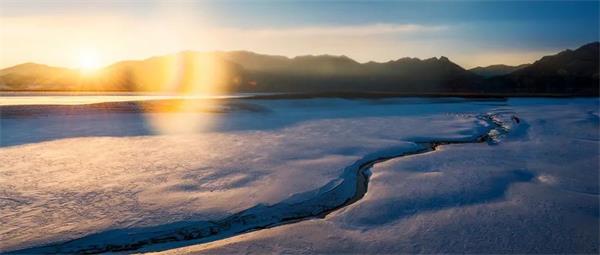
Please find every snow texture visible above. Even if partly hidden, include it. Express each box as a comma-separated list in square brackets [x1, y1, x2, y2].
[0, 97, 597, 253]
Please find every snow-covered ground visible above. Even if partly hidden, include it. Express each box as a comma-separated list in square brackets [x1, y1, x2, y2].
[0, 97, 597, 253]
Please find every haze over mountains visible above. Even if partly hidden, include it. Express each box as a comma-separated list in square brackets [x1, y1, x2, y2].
[469, 64, 530, 77]
[1, 42, 598, 96]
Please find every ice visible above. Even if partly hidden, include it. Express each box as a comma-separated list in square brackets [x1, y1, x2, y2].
[0, 97, 597, 253]
[155, 98, 599, 254]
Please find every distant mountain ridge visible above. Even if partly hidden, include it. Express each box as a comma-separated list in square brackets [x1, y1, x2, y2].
[486, 42, 599, 95]
[1, 42, 598, 96]
[469, 64, 530, 77]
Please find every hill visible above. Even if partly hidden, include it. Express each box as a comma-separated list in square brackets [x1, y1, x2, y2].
[469, 64, 530, 77]
[1, 42, 598, 96]
[486, 42, 599, 95]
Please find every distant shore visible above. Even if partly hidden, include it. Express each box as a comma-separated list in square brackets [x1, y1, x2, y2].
[1, 90, 598, 99]
[244, 91, 600, 99]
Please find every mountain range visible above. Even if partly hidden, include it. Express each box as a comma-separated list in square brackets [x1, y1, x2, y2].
[1, 42, 598, 96]
[469, 64, 530, 77]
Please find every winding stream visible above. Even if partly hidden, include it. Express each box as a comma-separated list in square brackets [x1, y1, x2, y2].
[13, 113, 512, 254]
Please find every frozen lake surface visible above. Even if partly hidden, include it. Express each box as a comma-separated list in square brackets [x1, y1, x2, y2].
[0, 92, 260, 106]
[0, 96, 598, 253]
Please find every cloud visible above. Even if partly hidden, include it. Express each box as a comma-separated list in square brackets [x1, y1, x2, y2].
[240, 24, 447, 37]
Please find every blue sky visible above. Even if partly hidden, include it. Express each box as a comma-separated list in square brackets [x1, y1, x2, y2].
[1, 0, 598, 68]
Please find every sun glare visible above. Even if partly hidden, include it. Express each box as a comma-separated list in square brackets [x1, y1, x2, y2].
[78, 49, 102, 73]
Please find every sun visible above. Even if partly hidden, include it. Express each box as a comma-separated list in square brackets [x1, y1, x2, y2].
[77, 48, 102, 73]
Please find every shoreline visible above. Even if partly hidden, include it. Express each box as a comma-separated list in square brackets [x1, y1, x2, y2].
[1, 90, 598, 99]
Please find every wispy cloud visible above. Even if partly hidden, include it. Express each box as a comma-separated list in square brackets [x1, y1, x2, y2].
[244, 24, 447, 37]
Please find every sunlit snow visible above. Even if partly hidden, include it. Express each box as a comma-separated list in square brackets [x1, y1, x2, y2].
[0, 97, 597, 253]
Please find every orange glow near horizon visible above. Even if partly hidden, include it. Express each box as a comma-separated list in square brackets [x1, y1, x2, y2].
[139, 53, 234, 135]
[28, 48, 239, 96]
[77, 48, 103, 73]
[0, 14, 556, 70]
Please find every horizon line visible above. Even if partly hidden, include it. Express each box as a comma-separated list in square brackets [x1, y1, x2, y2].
[2, 41, 597, 71]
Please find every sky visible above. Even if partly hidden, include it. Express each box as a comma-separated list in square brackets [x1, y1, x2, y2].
[0, 0, 598, 69]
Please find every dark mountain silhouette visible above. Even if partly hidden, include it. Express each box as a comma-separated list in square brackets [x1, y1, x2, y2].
[232, 54, 481, 93]
[469, 64, 530, 77]
[486, 42, 599, 95]
[102, 51, 244, 93]
[1, 42, 598, 96]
